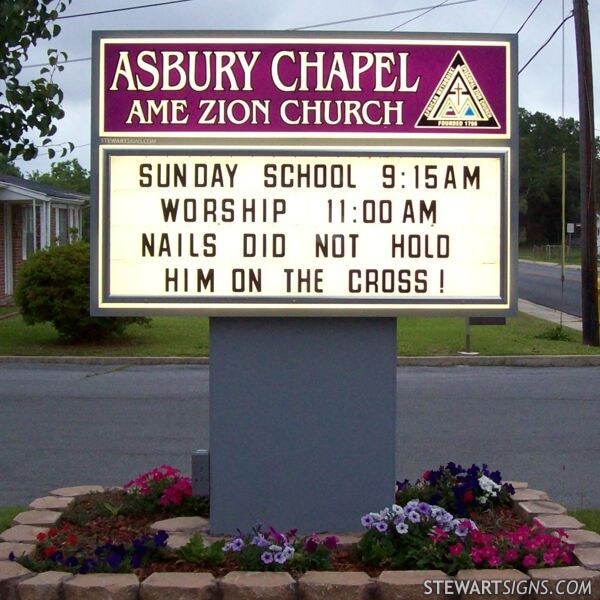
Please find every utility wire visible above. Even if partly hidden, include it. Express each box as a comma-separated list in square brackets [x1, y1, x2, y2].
[292, 0, 480, 30]
[518, 12, 573, 74]
[58, 0, 197, 19]
[390, 0, 453, 32]
[516, 0, 544, 34]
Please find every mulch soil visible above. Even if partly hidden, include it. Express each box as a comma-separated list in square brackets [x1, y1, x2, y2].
[27, 493, 524, 581]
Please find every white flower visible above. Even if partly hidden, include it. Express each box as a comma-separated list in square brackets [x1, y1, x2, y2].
[395, 521, 409, 534]
[478, 475, 501, 494]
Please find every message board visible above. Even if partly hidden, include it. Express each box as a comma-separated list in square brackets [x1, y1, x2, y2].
[91, 32, 517, 316]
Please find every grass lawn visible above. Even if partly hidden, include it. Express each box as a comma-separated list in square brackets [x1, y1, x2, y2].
[396, 313, 600, 356]
[0, 506, 24, 534]
[519, 245, 582, 266]
[0, 310, 599, 356]
[0, 315, 209, 357]
[0, 306, 18, 317]
[570, 509, 600, 535]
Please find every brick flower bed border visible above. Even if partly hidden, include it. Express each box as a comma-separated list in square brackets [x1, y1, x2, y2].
[1, 482, 599, 599]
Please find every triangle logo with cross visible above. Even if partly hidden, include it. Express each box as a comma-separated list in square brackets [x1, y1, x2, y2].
[416, 51, 500, 129]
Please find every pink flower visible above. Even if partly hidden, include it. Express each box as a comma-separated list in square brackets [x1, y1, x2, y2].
[488, 555, 502, 567]
[449, 542, 464, 556]
[430, 527, 448, 543]
[524, 537, 542, 552]
[470, 549, 483, 564]
[522, 554, 538, 568]
[158, 478, 192, 506]
[555, 528, 569, 540]
[471, 530, 492, 546]
[543, 551, 557, 566]
[559, 551, 574, 565]
[480, 545, 497, 560]
[504, 549, 518, 562]
[513, 526, 530, 543]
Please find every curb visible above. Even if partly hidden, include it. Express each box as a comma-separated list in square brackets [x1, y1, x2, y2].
[2, 354, 600, 367]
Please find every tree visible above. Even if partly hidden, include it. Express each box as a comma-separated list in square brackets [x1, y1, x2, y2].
[0, 155, 23, 177]
[0, 0, 73, 161]
[519, 109, 583, 244]
[28, 158, 90, 193]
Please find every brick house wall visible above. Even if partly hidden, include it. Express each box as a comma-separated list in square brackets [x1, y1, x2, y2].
[12, 205, 24, 296]
[0, 205, 5, 304]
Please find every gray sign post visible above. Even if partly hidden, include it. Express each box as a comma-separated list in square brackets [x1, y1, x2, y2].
[210, 317, 397, 533]
[91, 31, 517, 534]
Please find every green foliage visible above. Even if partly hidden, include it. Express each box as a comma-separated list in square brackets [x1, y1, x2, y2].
[177, 534, 225, 566]
[15, 241, 150, 342]
[28, 159, 91, 239]
[518, 108, 599, 245]
[28, 158, 90, 193]
[0, 0, 73, 160]
[535, 325, 573, 341]
[0, 154, 23, 176]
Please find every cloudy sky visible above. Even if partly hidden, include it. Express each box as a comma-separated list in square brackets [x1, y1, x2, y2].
[14, 0, 599, 175]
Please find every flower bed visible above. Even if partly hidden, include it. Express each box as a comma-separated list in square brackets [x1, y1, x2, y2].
[7, 462, 579, 580]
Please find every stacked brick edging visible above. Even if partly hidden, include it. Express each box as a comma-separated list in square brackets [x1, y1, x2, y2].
[0, 483, 598, 599]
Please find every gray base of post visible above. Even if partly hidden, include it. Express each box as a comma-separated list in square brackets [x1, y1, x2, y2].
[209, 317, 397, 535]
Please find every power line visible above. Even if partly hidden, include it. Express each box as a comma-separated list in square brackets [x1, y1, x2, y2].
[58, 0, 196, 19]
[23, 0, 482, 68]
[390, 0, 453, 32]
[518, 11, 574, 74]
[516, 0, 544, 34]
[292, 0, 480, 30]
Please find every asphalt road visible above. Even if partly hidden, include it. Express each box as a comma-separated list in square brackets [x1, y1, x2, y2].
[1, 363, 598, 510]
[519, 260, 581, 316]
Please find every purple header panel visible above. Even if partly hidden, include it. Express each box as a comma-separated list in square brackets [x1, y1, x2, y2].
[100, 38, 509, 137]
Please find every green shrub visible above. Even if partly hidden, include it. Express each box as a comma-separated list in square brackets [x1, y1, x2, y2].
[15, 242, 149, 342]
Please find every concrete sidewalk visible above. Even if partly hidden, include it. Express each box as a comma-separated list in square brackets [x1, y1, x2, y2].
[518, 298, 583, 331]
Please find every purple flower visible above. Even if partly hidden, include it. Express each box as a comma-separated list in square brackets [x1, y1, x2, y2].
[407, 510, 421, 524]
[323, 536, 338, 550]
[107, 551, 122, 570]
[361, 514, 375, 528]
[375, 521, 388, 533]
[65, 556, 79, 568]
[417, 502, 433, 517]
[261, 551, 274, 564]
[153, 530, 168, 547]
[268, 525, 286, 544]
[231, 538, 245, 552]
[130, 553, 142, 569]
[274, 551, 287, 564]
[251, 534, 269, 548]
[304, 536, 319, 553]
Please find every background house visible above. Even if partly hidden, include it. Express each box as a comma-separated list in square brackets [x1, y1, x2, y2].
[0, 173, 87, 305]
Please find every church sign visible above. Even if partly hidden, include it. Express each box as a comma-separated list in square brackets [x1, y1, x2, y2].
[91, 32, 517, 316]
